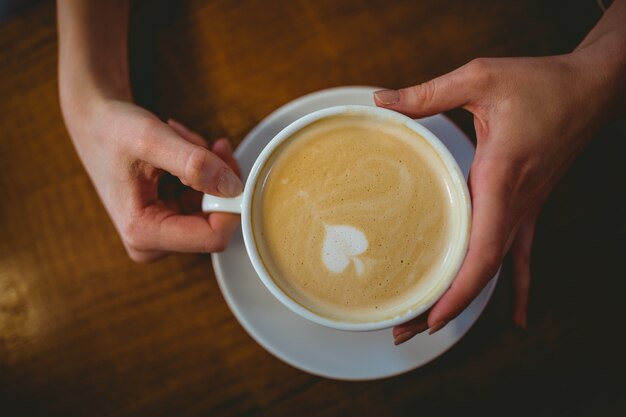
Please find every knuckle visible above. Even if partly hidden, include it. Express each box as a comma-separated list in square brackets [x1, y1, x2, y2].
[400, 81, 435, 109]
[466, 57, 489, 74]
[137, 116, 162, 137]
[132, 118, 161, 157]
[120, 218, 148, 252]
[184, 148, 213, 187]
[464, 58, 494, 88]
[414, 81, 437, 108]
[126, 247, 151, 264]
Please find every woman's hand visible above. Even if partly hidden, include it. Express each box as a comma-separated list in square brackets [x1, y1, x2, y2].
[375, 0, 625, 345]
[63, 99, 243, 262]
[376, 50, 618, 343]
[58, 1, 243, 262]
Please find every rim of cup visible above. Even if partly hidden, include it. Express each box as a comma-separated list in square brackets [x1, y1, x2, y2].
[240, 105, 471, 331]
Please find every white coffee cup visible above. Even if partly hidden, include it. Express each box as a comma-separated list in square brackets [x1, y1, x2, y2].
[202, 105, 471, 331]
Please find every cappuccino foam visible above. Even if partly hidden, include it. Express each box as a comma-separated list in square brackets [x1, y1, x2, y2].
[253, 114, 457, 322]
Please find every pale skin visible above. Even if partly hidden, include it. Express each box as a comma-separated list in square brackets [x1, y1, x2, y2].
[58, 0, 243, 263]
[58, 1, 626, 342]
[376, 0, 626, 344]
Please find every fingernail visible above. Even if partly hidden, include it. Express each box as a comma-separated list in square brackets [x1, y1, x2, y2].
[394, 321, 429, 345]
[394, 330, 418, 346]
[428, 321, 447, 335]
[217, 169, 243, 197]
[374, 89, 400, 105]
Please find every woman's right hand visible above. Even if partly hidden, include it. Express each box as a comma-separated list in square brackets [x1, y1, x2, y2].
[62, 98, 243, 262]
[58, 1, 243, 262]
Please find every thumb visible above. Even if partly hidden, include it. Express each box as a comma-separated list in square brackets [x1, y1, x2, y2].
[374, 61, 481, 118]
[133, 120, 243, 197]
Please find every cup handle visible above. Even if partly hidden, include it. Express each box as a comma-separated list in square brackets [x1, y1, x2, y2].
[202, 194, 243, 214]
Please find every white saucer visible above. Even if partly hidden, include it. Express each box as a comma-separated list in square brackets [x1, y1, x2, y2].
[211, 86, 499, 381]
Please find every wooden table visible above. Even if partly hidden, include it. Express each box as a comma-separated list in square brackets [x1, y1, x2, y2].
[1, 1, 625, 415]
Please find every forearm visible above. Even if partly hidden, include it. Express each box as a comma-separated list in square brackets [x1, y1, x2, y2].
[571, 0, 626, 120]
[577, 0, 626, 52]
[57, 0, 132, 117]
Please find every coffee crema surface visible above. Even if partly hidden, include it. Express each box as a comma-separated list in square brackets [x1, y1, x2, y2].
[253, 114, 457, 322]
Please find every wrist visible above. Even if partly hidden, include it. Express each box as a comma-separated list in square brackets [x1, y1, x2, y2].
[59, 82, 130, 140]
[570, 0, 626, 121]
[59, 74, 131, 116]
[57, 0, 132, 127]
[568, 42, 626, 124]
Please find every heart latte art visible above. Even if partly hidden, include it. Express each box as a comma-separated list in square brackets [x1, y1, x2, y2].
[322, 224, 368, 275]
[253, 114, 457, 322]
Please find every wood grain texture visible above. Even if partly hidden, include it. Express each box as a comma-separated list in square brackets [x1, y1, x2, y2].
[1, 1, 625, 416]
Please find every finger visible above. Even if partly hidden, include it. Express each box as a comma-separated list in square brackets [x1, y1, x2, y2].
[154, 207, 239, 253]
[392, 313, 429, 346]
[167, 119, 209, 148]
[374, 61, 481, 118]
[124, 244, 167, 263]
[511, 213, 538, 329]
[427, 174, 510, 333]
[211, 138, 241, 177]
[166, 121, 239, 177]
[393, 313, 428, 338]
[129, 203, 239, 253]
[134, 121, 242, 197]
